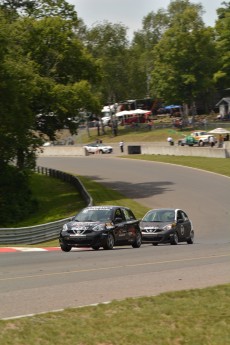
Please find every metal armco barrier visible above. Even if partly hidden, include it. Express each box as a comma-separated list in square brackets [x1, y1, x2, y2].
[0, 167, 93, 245]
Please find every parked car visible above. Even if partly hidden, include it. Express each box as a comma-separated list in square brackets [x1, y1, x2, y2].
[190, 131, 217, 146]
[178, 135, 199, 146]
[178, 131, 217, 146]
[84, 142, 113, 154]
[140, 208, 194, 246]
[178, 131, 216, 146]
[59, 206, 142, 251]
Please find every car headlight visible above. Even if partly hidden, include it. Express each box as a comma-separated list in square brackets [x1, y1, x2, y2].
[163, 223, 176, 231]
[93, 224, 105, 231]
[62, 223, 68, 232]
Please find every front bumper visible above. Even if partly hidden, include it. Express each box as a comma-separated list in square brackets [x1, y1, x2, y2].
[141, 231, 173, 244]
[59, 232, 104, 247]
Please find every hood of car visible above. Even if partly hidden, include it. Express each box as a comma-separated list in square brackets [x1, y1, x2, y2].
[68, 221, 101, 231]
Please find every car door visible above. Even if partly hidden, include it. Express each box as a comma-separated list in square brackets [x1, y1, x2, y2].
[180, 210, 191, 238]
[176, 210, 190, 240]
[122, 207, 139, 243]
[113, 208, 128, 243]
[176, 210, 186, 240]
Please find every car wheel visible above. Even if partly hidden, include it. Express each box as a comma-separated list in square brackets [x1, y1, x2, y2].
[132, 231, 142, 248]
[103, 233, 114, 250]
[171, 232, 179, 245]
[92, 244, 100, 250]
[199, 141, 204, 146]
[152, 243, 158, 246]
[60, 244, 72, 252]
[187, 230, 194, 244]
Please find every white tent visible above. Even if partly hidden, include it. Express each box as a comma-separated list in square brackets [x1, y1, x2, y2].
[132, 109, 148, 114]
[208, 128, 230, 134]
[115, 110, 132, 117]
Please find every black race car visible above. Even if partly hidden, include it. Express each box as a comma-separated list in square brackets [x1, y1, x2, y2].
[140, 208, 194, 246]
[59, 205, 142, 251]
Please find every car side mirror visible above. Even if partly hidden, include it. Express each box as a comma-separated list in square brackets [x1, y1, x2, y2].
[114, 217, 123, 224]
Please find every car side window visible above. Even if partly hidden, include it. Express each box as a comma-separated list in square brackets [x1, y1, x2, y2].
[123, 208, 135, 221]
[181, 211, 189, 221]
[177, 211, 183, 221]
[114, 208, 125, 221]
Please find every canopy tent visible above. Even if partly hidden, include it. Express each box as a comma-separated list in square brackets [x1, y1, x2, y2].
[115, 110, 133, 117]
[132, 108, 149, 114]
[208, 128, 230, 134]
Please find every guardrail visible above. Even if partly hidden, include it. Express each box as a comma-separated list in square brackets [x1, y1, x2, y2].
[0, 167, 93, 245]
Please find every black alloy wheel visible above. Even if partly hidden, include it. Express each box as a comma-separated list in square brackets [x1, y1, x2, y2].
[60, 244, 72, 252]
[171, 232, 179, 245]
[187, 230, 194, 244]
[92, 245, 100, 250]
[132, 231, 142, 248]
[103, 233, 115, 250]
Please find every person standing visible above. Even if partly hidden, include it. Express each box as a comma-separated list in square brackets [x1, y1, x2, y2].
[167, 136, 174, 146]
[119, 141, 124, 153]
[209, 136, 215, 147]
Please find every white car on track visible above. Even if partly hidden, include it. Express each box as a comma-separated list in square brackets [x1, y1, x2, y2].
[84, 142, 113, 154]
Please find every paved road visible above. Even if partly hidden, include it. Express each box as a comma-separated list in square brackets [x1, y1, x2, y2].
[0, 156, 229, 319]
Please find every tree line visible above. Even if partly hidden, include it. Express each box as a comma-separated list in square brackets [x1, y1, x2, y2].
[0, 0, 229, 225]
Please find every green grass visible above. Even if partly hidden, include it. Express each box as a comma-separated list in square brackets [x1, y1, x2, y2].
[123, 155, 230, 178]
[0, 284, 229, 344]
[8, 174, 86, 228]
[77, 125, 192, 144]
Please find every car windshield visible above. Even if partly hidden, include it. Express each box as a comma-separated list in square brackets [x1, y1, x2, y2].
[142, 210, 175, 222]
[74, 208, 112, 222]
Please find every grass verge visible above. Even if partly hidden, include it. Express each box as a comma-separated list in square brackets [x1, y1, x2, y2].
[122, 155, 230, 178]
[0, 284, 229, 344]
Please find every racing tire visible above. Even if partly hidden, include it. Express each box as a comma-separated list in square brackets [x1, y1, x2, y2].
[152, 243, 158, 246]
[170, 232, 179, 245]
[132, 231, 142, 248]
[187, 230, 194, 244]
[92, 245, 100, 250]
[103, 233, 115, 250]
[199, 141, 204, 147]
[60, 244, 72, 252]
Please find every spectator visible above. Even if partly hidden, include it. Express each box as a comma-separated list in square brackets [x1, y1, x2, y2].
[119, 141, 124, 153]
[218, 135, 224, 148]
[167, 136, 174, 146]
[209, 136, 215, 147]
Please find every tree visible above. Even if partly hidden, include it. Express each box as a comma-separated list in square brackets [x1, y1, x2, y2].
[85, 21, 130, 104]
[150, 0, 217, 113]
[214, 1, 230, 92]
[0, 12, 101, 155]
[15, 15, 101, 138]
[0, 3, 101, 224]
[0, 0, 78, 21]
[128, 9, 169, 99]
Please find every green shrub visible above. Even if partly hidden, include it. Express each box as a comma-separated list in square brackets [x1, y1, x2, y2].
[0, 166, 38, 226]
